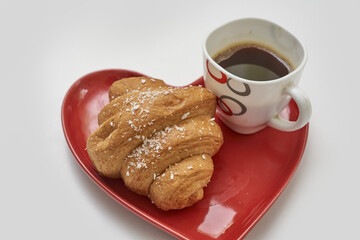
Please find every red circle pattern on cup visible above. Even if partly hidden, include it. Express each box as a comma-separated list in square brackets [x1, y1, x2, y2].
[207, 59, 251, 116]
[206, 59, 227, 84]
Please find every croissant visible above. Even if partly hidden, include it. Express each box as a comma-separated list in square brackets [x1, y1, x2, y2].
[86, 77, 223, 210]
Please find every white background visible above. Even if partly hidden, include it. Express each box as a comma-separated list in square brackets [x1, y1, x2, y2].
[1, 0, 359, 239]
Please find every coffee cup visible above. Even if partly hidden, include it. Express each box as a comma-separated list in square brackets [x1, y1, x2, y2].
[203, 18, 312, 134]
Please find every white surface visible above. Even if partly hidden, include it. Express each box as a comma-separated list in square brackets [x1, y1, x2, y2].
[1, 0, 359, 239]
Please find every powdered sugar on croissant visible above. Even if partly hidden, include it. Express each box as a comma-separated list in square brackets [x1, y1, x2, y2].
[86, 77, 223, 210]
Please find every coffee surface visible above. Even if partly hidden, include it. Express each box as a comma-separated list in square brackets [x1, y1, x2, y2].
[213, 43, 292, 81]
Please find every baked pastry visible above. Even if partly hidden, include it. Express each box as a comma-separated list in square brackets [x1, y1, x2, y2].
[86, 77, 223, 210]
[149, 154, 214, 210]
[121, 115, 222, 196]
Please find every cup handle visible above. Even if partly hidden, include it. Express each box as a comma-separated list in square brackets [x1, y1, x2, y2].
[268, 85, 312, 132]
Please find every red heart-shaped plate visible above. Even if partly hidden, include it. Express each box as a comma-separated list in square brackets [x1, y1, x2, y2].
[61, 69, 308, 240]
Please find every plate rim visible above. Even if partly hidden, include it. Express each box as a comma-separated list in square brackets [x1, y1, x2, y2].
[61, 69, 192, 239]
[61, 69, 309, 240]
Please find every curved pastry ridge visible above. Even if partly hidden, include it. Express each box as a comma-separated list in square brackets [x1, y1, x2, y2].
[120, 116, 223, 196]
[109, 77, 166, 100]
[98, 87, 171, 125]
[149, 154, 213, 211]
[87, 86, 217, 178]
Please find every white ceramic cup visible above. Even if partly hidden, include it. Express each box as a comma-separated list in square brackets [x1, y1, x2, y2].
[203, 18, 312, 134]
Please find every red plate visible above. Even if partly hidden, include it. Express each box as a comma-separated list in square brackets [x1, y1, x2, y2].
[61, 69, 308, 240]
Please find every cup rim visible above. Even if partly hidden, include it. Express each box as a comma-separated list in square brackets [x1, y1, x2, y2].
[203, 17, 308, 85]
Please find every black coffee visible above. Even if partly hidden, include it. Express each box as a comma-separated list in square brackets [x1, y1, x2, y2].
[212, 43, 292, 81]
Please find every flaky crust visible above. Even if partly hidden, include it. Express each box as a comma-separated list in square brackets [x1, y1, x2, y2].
[121, 116, 222, 196]
[109, 77, 166, 100]
[86, 76, 223, 210]
[149, 154, 213, 210]
[87, 86, 217, 178]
